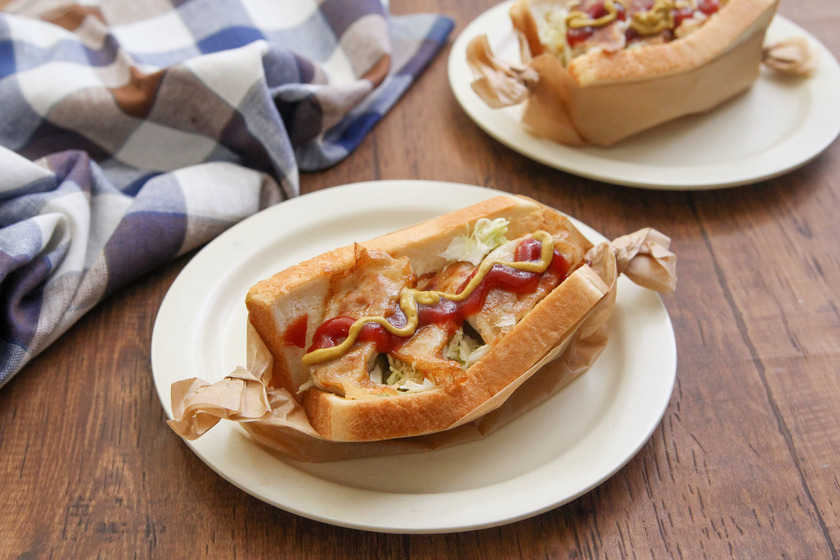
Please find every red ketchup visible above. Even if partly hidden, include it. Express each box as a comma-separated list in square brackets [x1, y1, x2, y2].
[306, 238, 573, 355]
[281, 314, 309, 348]
[308, 315, 409, 356]
[566, 0, 627, 48]
[672, 5, 696, 27]
[696, 0, 721, 15]
[673, 0, 719, 27]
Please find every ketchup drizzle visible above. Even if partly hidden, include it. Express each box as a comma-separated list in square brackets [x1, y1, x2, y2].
[306, 238, 573, 356]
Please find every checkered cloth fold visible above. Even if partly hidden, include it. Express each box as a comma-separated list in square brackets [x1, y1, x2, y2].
[0, 0, 453, 384]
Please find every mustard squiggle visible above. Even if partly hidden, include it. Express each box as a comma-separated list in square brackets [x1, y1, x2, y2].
[301, 231, 555, 366]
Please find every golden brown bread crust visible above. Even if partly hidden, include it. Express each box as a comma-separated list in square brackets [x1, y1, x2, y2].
[493, 0, 779, 145]
[245, 195, 608, 442]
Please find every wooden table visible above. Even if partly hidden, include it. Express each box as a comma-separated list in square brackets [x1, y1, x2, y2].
[3, 0, 839, 557]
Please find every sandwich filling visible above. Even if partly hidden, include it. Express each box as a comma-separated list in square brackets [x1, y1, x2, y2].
[290, 219, 587, 400]
[535, 0, 726, 65]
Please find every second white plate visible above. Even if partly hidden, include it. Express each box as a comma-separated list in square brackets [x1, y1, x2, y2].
[448, 3, 840, 189]
[151, 181, 677, 533]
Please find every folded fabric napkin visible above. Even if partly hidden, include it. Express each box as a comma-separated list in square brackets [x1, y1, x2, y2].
[0, 0, 454, 384]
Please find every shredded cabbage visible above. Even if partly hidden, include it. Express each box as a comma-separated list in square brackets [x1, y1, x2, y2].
[439, 217, 509, 266]
[369, 363, 384, 385]
[297, 378, 315, 394]
[384, 357, 435, 393]
[445, 329, 489, 368]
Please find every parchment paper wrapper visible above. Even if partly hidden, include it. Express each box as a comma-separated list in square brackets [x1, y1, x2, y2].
[762, 36, 820, 76]
[168, 228, 676, 462]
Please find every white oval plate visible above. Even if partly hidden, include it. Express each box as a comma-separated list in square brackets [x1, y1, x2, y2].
[151, 181, 677, 533]
[448, 3, 840, 189]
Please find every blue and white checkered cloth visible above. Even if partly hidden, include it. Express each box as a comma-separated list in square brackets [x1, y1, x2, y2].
[0, 0, 453, 384]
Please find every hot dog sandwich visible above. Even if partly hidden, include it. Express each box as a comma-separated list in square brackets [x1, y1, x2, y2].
[245, 195, 609, 442]
[467, 0, 780, 145]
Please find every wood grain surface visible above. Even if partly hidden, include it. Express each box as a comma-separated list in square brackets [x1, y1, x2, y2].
[2, 0, 839, 558]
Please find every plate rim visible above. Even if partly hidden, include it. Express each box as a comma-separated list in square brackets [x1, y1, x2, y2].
[151, 180, 678, 533]
[448, 4, 840, 190]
